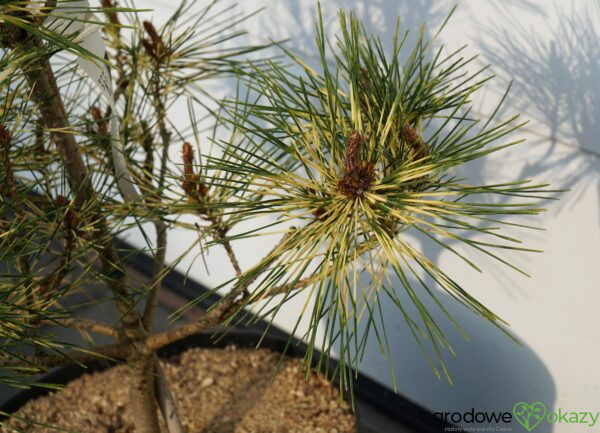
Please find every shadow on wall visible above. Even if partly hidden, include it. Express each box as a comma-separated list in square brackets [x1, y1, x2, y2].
[478, 1, 600, 217]
[257, 0, 449, 62]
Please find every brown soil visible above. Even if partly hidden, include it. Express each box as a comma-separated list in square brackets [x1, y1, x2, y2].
[1, 345, 355, 433]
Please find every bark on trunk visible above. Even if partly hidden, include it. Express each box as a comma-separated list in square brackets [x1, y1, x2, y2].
[129, 355, 162, 433]
[154, 358, 186, 433]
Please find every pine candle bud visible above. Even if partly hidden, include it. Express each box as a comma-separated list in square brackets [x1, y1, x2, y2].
[402, 123, 430, 161]
[142, 20, 166, 59]
[338, 131, 376, 198]
[181, 142, 208, 202]
[100, 0, 121, 27]
[90, 106, 108, 134]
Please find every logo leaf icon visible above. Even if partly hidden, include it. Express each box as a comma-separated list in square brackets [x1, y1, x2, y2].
[513, 402, 547, 431]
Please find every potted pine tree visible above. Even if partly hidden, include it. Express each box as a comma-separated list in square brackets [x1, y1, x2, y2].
[0, 1, 556, 432]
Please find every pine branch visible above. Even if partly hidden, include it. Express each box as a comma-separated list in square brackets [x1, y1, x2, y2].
[41, 318, 121, 339]
[142, 220, 167, 330]
[145, 270, 315, 351]
[141, 23, 172, 331]
[180, 142, 244, 282]
[17, 34, 143, 339]
[0, 342, 132, 369]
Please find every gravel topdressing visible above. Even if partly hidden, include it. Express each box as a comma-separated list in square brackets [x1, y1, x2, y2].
[1, 345, 356, 433]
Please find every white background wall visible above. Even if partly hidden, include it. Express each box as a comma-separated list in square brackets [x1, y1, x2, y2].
[127, 2, 600, 432]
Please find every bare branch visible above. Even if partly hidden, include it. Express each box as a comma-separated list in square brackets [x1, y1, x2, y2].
[0, 342, 132, 369]
[142, 220, 167, 330]
[41, 318, 120, 339]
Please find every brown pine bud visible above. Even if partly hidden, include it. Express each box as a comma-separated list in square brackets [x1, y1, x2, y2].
[90, 106, 108, 134]
[181, 142, 208, 201]
[182, 142, 195, 176]
[338, 131, 376, 198]
[100, 0, 121, 27]
[345, 130, 364, 173]
[141, 38, 155, 58]
[401, 123, 420, 146]
[142, 20, 165, 59]
[402, 123, 430, 160]
[142, 21, 160, 45]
